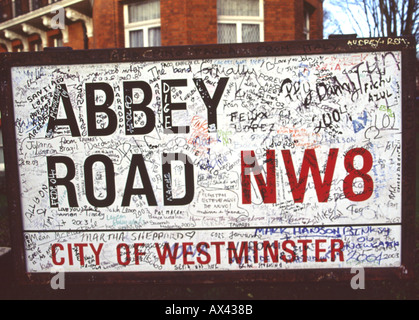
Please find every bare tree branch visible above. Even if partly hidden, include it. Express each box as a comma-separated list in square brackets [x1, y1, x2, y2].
[327, 0, 418, 40]
[345, 0, 365, 35]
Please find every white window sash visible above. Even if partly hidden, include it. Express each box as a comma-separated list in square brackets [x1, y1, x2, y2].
[217, 0, 264, 43]
[303, 9, 310, 40]
[217, 0, 263, 18]
[123, 3, 161, 48]
[124, 22, 161, 47]
[218, 21, 264, 43]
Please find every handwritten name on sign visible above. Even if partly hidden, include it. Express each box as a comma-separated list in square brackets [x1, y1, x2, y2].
[12, 50, 402, 273]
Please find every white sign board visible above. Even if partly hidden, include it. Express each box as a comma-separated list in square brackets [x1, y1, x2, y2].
[6, 45, 407, 276]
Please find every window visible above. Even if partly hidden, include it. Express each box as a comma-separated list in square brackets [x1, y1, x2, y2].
[13, 44, 23, 52]
[31, 0, 49, 11]
[53, 34, 63, 47]
[303, 9, 310, 40]
[0, 1, 11, 22]
[0, 128, 4, 173]
[303, 2, 314, 40]
[30, 40, 42, 51]
[217, 0, 263, 44]
[124, 0, 161, 48]
[14, 0, 23, 17]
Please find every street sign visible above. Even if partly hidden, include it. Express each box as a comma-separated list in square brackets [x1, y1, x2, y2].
[0, 37, 416, 284]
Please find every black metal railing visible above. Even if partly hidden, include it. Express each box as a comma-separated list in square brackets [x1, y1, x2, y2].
[31, 0, 52, 11]
[0, 0, 64, 22]
[0, 0, 13, 22]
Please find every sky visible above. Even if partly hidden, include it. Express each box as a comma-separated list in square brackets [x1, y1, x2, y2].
[322, 0, 367, 38]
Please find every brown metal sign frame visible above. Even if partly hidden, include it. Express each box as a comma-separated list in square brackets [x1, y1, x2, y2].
[0, 37, 416, 285]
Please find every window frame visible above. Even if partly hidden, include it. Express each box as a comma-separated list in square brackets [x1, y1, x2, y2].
[217, 0, 264, 44]
[303, 5, 311, 40]
[52, 34, 63, 47]
[123, 1, 161, 48]
[30, 39, 42, 51]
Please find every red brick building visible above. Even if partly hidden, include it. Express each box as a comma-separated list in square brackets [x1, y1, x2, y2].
[0, 0, 323, 52]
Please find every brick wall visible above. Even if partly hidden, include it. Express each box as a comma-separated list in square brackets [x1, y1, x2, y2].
[265, 0, 323, 42]
[186, 0, 217, 45]
[0, 0, 323, 52]
[65, 22, 88, 50]
[47, 29, 61, 47]
[161, 0, 324, 46]
[161, 0, 217, 46]
[161, 0, 188, 45]
[82, 0, 323, 48]
[91, 0, 124, 49]
[265, 0, 297, 41]
[305, 0, 323, 40]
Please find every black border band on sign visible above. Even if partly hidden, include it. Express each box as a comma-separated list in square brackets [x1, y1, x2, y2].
[0, 37, 416, 285]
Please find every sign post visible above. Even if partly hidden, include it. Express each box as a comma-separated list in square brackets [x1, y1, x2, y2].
[0, 37, 416, 284]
